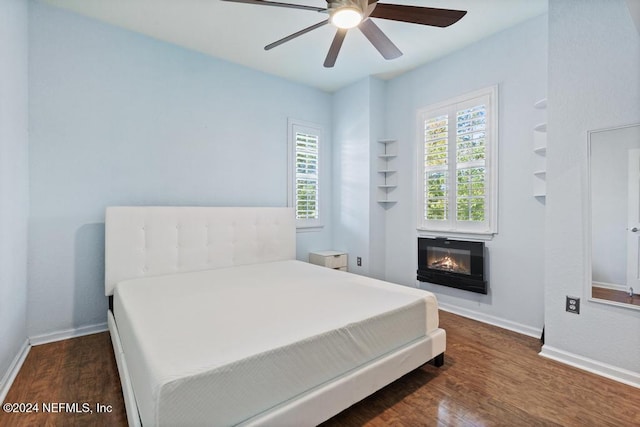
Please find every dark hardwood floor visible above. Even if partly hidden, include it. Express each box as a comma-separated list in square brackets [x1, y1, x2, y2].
[1, 332, 126, 426]
[2, 311, 639, 426]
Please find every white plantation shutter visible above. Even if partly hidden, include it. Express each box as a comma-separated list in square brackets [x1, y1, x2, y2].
[295, 132, 319, 220]
[424, 114, 450, 221]
[418, 86, 498, 235]
[455, 103, 487, 223]
[288, 119, 324, 229]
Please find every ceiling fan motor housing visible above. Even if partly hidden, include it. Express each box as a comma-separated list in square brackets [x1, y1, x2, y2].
[328, 0, 371, 27]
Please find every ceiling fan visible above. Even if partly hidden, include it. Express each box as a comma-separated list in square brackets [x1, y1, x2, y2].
[221, 0, 467, 67]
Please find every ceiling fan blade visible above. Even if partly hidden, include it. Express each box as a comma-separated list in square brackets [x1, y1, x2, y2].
[220, 0, 325, 13]
[358, 18, 402, 60]
[369, 3, 467, 27]
[324, 28, 348, 68]
[265, 20, 329, 50]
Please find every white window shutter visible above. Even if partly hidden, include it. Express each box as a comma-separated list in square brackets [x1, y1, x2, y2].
[288, 119, 324, 230]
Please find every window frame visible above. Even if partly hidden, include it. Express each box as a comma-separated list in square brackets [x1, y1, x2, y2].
[416, 86, 499, 237]
[288, 118, 324, 230]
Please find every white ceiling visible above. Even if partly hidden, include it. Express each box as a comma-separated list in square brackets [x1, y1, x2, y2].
[42, 0, 548, 92]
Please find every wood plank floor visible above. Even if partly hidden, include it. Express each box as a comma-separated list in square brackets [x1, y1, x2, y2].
[1, 332, 126, 426]
[2, 311, 638, 426]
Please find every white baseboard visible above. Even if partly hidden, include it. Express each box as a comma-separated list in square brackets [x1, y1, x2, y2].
[29, 322, 108, 346]
[540, 345, 640, 389]
[438, 302, 543, 339]
[0, 339, 30, 404]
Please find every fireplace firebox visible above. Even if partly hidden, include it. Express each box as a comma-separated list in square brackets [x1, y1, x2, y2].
[417, 237, 487, 294]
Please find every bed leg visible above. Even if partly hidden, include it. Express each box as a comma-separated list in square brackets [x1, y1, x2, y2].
[432, 352, 444, 367]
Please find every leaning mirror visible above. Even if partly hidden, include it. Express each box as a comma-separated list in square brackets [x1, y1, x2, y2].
[589, 123, 640, 309]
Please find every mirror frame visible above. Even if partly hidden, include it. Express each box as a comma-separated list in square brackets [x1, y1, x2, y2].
[587, 123, 640, 311]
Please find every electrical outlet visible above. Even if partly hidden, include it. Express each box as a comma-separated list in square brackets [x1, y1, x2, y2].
[566, 296, 580, 314]
[357, 257, 362, 267]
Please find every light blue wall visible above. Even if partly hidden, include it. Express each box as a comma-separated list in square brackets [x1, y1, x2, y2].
[544, 0, 640, 374]
[0, 0, 29, 393]
[368, 78, 387, 280]
[332, 78, 372, 274]
[383, 14, 548, 334]
[28, 1, 332, 337]
[331, 76, 388, 277]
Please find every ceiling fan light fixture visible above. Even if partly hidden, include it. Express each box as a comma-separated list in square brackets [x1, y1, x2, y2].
[330, 6, 363, 29]
[230, 0, 468, 67]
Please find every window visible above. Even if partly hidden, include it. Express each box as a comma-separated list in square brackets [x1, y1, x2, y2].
[417, 86, 498, 235]
[288, 119, 323, 229]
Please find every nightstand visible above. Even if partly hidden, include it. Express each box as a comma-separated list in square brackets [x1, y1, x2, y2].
[309, 250, 348, 271]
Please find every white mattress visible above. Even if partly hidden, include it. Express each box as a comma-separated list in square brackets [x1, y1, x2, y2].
[113, 260, 439, 426]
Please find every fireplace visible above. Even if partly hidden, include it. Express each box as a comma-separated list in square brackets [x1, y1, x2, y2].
[417, 237, 487, 294]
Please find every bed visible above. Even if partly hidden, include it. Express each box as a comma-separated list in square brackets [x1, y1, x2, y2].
[105, 206, 446, 426]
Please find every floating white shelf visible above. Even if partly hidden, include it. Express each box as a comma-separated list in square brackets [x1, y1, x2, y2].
[534, 122, 547, 132]
[377, 139, 398, 205]
[534, 98, 547, 109]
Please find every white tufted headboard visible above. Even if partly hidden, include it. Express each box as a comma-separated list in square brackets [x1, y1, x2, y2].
[105, 206, 296, 296]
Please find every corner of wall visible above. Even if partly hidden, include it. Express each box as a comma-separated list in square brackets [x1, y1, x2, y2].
[0, 0, 30, 402]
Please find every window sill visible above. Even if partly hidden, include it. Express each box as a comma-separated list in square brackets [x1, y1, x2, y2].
[296, 224, 324, 233]
[417, 228, 496, 241]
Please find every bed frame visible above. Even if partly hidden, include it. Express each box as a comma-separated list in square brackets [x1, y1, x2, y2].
[105, 206, 445, 426]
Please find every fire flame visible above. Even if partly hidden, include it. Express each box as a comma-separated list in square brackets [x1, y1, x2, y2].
[430, 253, 470, 274]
